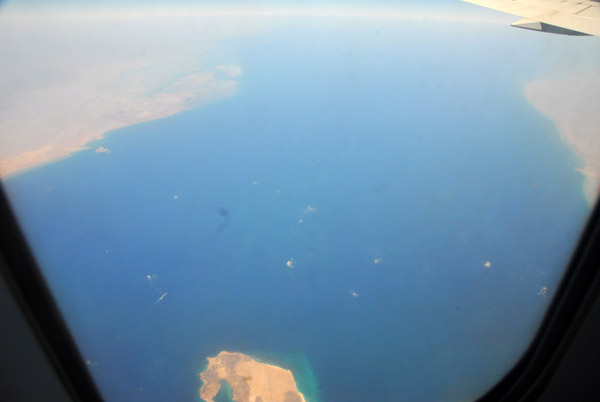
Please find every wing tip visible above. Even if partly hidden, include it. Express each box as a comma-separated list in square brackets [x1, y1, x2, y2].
[511, 18, 591, 35]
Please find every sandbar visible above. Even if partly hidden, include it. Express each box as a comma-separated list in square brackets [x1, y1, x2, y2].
[524, 72, 600, 206]
[199, 351, 307, 402]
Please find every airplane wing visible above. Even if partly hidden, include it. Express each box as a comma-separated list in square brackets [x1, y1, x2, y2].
[462, 0, 600, 36]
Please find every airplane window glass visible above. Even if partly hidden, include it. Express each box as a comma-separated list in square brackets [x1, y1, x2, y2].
[1, 1, 599, 401]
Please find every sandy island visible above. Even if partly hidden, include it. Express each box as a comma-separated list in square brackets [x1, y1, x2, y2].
[199, 351, 306, 402]
[524, 72, 600, 207]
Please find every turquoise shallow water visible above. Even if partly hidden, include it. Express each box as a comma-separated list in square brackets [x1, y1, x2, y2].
[213, 381, 234, 402]
[2, 17, 591, 402]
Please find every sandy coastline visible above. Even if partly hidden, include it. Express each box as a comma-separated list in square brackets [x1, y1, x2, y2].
[0, 71, 237, 179]
[0, 12, 252, 180]
[524, 73, 600, 207]
[199, 351, 306, 402]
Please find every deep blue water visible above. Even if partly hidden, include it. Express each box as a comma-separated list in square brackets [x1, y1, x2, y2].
[3, 18, 591, 401]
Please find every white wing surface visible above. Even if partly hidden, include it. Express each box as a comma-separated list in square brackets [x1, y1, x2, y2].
[462, 0, 600, 36]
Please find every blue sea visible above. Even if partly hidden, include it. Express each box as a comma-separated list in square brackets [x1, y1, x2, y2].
[3, 17, 591, 401]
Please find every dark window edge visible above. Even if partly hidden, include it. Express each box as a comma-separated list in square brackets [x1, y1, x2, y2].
[0, 186, 104, 402]
[478, 200, 600, 402]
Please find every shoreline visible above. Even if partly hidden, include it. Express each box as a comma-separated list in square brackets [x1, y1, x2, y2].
[523, 74, 600, 207]
[247, 350, 321, 402]
[1, 132, 105, 180]
[0, 71, 238, 180]
[550, 118, 599, 207]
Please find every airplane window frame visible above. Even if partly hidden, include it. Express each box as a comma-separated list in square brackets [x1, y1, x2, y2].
[0, 5, 599, 400]
[478, 200, 600, 401]
[0, 188, 104, 402]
